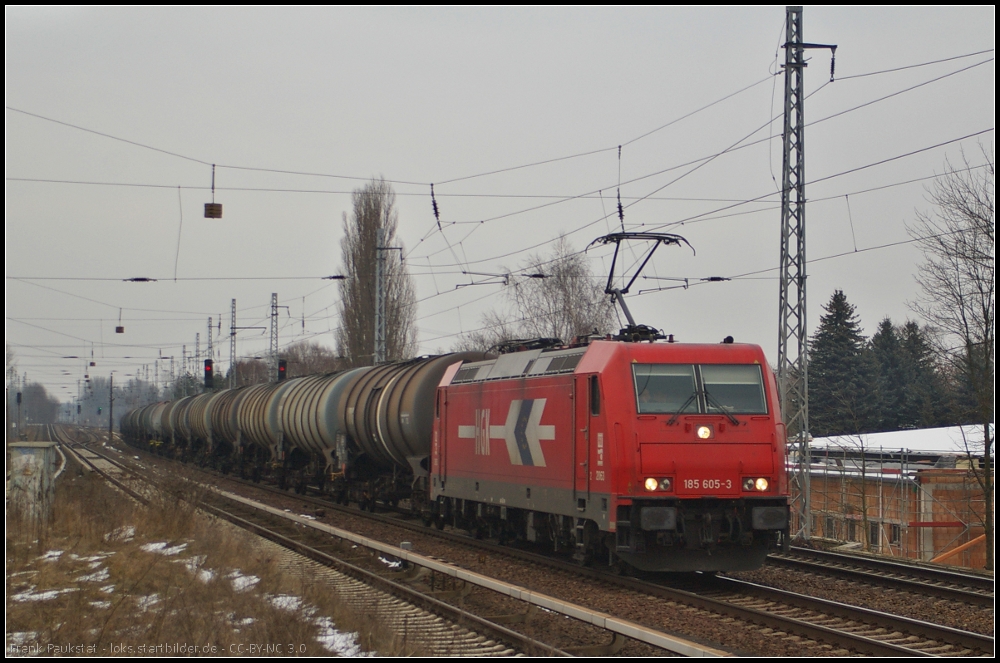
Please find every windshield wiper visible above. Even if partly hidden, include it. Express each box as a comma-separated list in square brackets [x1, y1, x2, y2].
[666, 392, 698, 426]
[703, 389, 740, 426]
[666, 390, 741, 426]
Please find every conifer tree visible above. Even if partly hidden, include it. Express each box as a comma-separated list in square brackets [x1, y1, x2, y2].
[870, 318, 906, 431]
[897, 321, 951, 428]
[809, 290, 877, 436]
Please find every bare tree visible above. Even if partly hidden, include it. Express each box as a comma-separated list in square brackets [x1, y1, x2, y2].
[452, 310, 521, 354]
[908, 145, 994, 570]
[456, 236, 616, 351]
[336, 179, 418, 367]
[228, 359, 269, 388]
[280, 340, 343, 377]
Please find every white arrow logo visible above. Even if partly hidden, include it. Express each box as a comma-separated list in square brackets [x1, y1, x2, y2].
[458, 399, 554, 466]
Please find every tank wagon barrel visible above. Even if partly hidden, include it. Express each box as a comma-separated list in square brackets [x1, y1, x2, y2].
[171, 395, 198, 446]
[122, 351, 488, 476]
[187, 391, 219, 451]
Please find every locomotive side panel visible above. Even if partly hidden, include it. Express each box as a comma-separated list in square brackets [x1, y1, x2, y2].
[433, 376, 579, 516]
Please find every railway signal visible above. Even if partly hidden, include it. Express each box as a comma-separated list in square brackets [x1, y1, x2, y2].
[204, 359, 214, 389]
[277, 359, 287, 382]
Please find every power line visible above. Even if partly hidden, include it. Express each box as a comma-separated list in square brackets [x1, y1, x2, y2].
[836, 48, 994, 80]
[6, 275, 346, 282]
[5, 106, 212, 165]
[410, 126, 994, 273]
[408, 55, 992, 256]
[5, 177, 783, 202]
[8, 278, 218, 315]
[7, 47, 991, 200]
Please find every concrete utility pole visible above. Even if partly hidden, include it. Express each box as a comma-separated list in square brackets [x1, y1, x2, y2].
[777, 5, 836, 541]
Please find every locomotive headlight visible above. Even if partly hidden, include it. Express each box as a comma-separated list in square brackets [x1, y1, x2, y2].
[743, 477, 770, 492]
[659, 477, 672, 491]
[644, 477, 659, 492]
[755, 477, 769, 491]
[696, 425, 713, 439]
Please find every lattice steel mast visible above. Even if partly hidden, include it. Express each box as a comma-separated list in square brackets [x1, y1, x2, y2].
[269, 293, 279, 381]
[777, 6, 835, 541]
[229, 299, 237, 389]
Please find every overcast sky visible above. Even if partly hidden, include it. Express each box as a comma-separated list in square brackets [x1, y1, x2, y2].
[6, 7, 995, 402]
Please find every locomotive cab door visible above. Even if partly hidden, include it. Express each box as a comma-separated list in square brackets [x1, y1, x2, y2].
[574, 375, 592, 509]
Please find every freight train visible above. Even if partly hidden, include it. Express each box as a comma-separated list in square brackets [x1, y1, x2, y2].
[121, 337, 789, 572]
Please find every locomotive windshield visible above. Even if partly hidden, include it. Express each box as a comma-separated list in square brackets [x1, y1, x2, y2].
[633, 364, 767, 415]
[633, 364, 698, 414]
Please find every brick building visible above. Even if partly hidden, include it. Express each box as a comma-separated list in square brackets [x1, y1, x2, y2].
[790, 425, 993, 570]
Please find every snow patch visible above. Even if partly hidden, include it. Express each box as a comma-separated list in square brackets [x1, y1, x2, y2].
[8, 632, 37, 645]
[226, 571, 259, 592]
[105, 525, 135, 542]
[136, 594, 160, 610]
[313, 616, 366, 656]
[268, 594, 302, 611]
[11, 587, 80, 602]
[76, 567, 110, 583]
[178, 555, 215, 583]
[140, 542, 187, 556]
[377, 555, 402, 569]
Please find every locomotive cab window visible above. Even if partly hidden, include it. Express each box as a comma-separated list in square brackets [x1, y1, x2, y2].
[633, 364, 698, 414]
[701, 365, 767, 414]
[632, 364, 767, 415]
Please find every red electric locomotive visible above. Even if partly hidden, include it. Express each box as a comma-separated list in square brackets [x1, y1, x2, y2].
[430, 338, 789, 572]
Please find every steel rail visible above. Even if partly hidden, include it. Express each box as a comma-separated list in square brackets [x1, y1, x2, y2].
[769, 547, 994, 606]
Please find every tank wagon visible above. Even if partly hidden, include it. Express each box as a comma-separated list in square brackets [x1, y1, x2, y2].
[123, 341, 788, 572]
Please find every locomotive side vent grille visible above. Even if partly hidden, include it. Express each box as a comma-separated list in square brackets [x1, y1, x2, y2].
[544, 353, 583, 374]
[452, 366, 483, 384]
[453, 349, 584, 383]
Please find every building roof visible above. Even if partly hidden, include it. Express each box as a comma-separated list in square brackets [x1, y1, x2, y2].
[811, 425, 993, 456]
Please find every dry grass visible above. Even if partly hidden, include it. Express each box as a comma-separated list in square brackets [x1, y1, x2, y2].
[6, 464, 421, 656]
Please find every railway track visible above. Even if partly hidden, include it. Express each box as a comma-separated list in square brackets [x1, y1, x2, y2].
[767, 547, 994, 607]
[93, 428, 992, 658]
[198, 496, 541, 657]
[60, 429, 723, 657]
